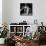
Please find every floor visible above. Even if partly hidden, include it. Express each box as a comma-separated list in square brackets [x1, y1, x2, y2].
[31, 40, 46, 46]
[40, 45, 46, 46]
[0, 44, 4, 46]
[0, 44, 46, 46]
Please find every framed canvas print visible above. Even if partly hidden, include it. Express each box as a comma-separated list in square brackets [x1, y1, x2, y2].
[20, 3, 33, 16]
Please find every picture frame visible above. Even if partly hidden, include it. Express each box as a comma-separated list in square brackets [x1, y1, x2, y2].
[20, 3, 33, 16]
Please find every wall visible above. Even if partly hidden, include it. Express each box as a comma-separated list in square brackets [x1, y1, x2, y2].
[3, 0, 46, 26]
[2, 0, 10, 28]
[2, 0, 8, 24]
[0, 0, 2, 27]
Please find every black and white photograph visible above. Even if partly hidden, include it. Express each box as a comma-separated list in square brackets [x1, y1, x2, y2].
[20, 3, 32, 16]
